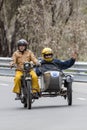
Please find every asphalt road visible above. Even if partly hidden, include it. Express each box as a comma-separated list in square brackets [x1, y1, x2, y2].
[0, 76, 87, 130]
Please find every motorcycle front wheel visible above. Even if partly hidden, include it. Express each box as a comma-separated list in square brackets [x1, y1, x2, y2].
[26, 80, 32, 109]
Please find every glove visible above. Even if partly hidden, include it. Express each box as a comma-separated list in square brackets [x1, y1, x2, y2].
[10, 62, 16, 68]
[36, 62, 41, 67]
[72, 50, 78, 60]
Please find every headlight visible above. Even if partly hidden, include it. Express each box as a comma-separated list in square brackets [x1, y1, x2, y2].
[24, 62, 31, 71]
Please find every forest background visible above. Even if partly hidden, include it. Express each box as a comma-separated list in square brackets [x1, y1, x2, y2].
[0, 0, 87, 61]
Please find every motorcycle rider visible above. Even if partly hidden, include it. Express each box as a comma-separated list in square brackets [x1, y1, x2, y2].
[10, 39, 40, 100]
[36, 47, 78, 76]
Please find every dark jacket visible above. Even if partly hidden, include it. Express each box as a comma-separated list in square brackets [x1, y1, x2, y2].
[36, 58, 75, 76]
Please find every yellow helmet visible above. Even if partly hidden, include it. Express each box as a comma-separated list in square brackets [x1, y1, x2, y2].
[42, 47, 53, 62]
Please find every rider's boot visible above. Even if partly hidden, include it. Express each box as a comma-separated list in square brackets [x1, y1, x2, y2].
[33, 92, 39, 99]
[61, 86, 67, 94]
[38, 92, 41, 97]
[15, 93, 21, 100]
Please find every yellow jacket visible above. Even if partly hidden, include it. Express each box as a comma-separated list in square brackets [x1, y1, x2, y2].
[11, 49, 38, 70]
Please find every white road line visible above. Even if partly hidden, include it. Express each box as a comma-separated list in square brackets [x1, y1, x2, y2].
[77, 98, 86, 100]
[0, 83, 8, 86]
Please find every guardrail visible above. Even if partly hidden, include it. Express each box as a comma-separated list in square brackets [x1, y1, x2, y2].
[0, 57, 87, 82]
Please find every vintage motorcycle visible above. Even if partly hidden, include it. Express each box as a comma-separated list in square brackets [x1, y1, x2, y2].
[19, 62, 73, 109]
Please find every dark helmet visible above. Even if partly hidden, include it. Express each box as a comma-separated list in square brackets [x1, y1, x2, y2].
[17, 39, 28, 52]
[17, 39, 28, 47]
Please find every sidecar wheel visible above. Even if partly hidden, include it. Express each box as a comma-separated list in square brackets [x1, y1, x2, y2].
[26, 81, 32, 109]
[67, 82, 72, 106]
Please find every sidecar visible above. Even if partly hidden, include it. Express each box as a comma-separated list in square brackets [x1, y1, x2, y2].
[20, 62, 73, 109]
[38, 70, 73, 106]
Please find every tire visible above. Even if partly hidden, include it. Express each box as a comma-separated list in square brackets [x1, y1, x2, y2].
[24, 103, 27, 108]
[23, 97, 27, 108]
[20, 81, 27, 108]
[26, 80, 32, 109]
[67, 82, 72, 106]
